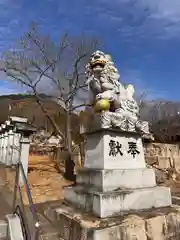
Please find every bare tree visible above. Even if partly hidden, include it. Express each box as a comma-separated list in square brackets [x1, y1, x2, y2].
[4, 24, 100, 180]
[139, 99, 180, 142]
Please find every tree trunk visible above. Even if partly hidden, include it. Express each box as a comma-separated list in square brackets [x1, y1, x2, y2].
[64, 107, 75, 181]
[64, 150, 75, 182]
[66, 110, 72, 153]
[34, 89, 75, 181]
[34, 91, 65, 139]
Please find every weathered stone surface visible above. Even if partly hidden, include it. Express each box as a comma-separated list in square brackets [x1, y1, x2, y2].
[165, 212, 180, 238]
[93, 217, 147, 240]
[154, 168, 168, 184]
[77, 168, 156, 191]
[65, 129, 172, 220]
[54, 204, 180, 240]
[39, 232, 60, 240]
[84, 130, 145, 170]
[145, 212, 180, 239]
[144, 142, 180, 158]
[64, 186, 172, 218]
[144, 142, 180, 173]
[56, 207, 89, 240]
[145, 215, 167, 240]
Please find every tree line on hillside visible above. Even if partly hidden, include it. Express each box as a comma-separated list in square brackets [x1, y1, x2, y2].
[1, 93, 179, 144]
[140, 100, 180, 142]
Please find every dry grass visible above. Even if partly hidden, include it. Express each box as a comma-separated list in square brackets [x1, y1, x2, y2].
[5, 154, 72, 205]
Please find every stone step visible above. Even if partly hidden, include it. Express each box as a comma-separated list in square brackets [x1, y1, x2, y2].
[64, 185, 172, 218]
[77, 168, 156, 191]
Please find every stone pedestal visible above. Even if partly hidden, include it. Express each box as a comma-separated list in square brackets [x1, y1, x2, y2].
[64, 129, 172, 218]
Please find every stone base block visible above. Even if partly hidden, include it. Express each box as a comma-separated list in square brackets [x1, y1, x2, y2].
[84, 129, 146, 169]
[54, 204, 180, 240]
[77, 168, 156, 191]
[64, 186, 172, 218]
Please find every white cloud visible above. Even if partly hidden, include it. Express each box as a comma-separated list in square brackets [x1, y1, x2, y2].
[138, 0, 180, 19]
[98, 0, 180, 39]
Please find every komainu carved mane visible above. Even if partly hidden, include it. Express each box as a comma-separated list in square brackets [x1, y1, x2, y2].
[84, 50, 153, 140]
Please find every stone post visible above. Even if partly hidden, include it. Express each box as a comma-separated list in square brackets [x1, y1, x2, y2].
[18, 134, 30, 186]
[5, 120, 14, 166]
[0, 127, 2, 162]
[0, 125, 5, 163]
[11, 133, 21, 166]
[1, 124, 8, 165]
[0, 127, 6, 186]
[3, 132, 8, 165]
[9, 117, 28, 167]
[10, 117, 36, 186]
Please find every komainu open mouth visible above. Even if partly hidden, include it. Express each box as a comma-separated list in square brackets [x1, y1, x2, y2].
[90, 60, 105, 69]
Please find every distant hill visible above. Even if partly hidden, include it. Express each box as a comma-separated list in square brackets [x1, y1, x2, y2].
[1, 93, 180, 143]
[0, 93, 81, 142]
[0, 93, 59, 126]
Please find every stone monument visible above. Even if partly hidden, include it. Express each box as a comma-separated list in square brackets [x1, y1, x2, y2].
[64, 50, 172, 218]
[54, 51, 177, 240]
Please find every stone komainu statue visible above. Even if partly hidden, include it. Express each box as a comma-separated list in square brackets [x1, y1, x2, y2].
[83, 50, 153, 140]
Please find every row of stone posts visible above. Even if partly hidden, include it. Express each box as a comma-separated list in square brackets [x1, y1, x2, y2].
[0, 116, 36, 186]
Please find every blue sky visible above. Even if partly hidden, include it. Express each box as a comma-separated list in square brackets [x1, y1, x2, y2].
[0, 0, 180, 100]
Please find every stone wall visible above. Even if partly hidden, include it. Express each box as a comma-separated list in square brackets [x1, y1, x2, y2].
[144, 142, 180, 172]
[55, 205, 180, 240]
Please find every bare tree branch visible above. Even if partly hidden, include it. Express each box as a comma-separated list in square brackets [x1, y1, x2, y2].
[71, 103, 91, 112]
[4, 24, 100, 153]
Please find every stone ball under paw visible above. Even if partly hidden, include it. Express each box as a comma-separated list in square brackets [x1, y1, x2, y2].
[94, 99, 110, 112]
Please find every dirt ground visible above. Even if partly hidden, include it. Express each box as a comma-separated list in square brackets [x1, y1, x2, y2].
[4, 154, 180, 206]
[5, 154, 73, 205]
